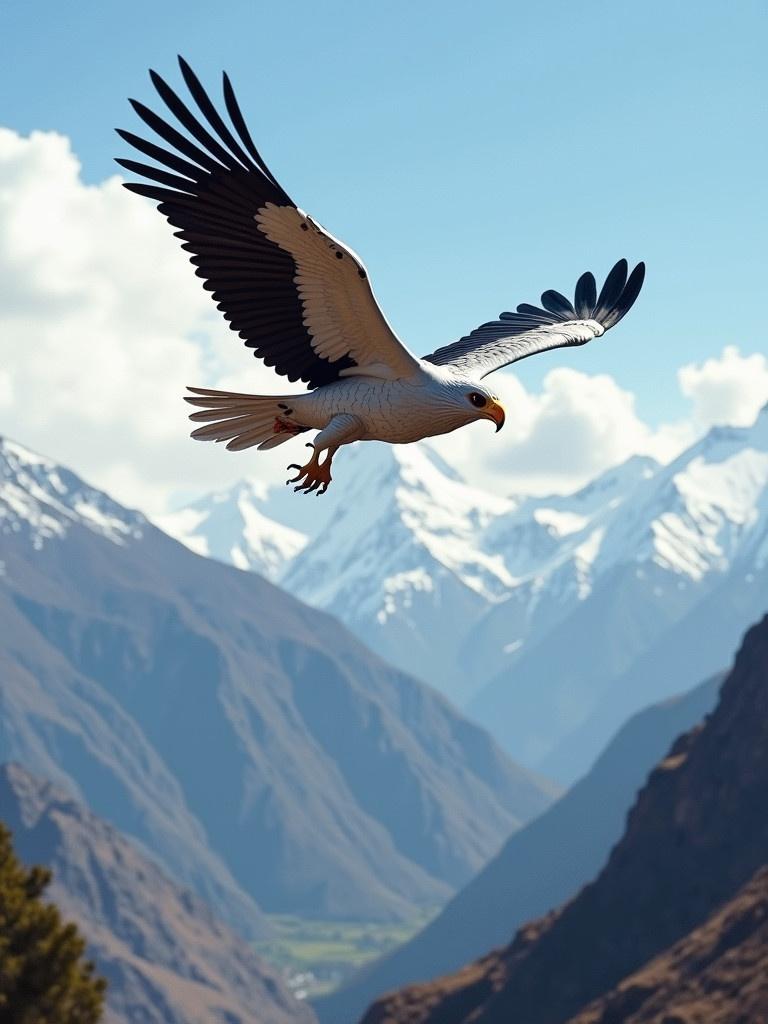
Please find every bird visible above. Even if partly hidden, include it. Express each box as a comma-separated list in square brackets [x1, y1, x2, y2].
[117, 58, 645, 495]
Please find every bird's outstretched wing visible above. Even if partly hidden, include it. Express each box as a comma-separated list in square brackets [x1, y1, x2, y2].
[423, 260, 645, 378]
[117, 58, 420, 389]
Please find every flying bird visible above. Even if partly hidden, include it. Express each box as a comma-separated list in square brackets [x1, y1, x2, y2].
[118, 58, 645, 494]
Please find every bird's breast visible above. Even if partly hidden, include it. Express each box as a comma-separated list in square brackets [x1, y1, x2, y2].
[308, 377, 464, 443]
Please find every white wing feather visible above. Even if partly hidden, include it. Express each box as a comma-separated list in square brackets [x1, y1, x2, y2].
[423, 261, 645, 379]
[255, 203, 420, 380]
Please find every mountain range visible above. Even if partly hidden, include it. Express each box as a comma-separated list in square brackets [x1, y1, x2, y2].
[313, 670, 722, 1024]
[362, 611, 768, 1024]
[162, 406, 768, 782]
[0, 761, 314, 1024]
[0, 435, 555, 929]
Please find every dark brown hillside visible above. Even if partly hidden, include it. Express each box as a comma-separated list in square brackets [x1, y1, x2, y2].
[569, 864, 768, 1024]
[363, 612, 768, 1024]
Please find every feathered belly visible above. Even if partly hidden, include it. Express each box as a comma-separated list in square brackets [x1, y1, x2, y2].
[297, 378, 461, 444]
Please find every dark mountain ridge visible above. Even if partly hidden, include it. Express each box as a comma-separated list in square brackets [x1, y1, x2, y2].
[363, 611, 768, 1023]
[315, 672, 721, 1024]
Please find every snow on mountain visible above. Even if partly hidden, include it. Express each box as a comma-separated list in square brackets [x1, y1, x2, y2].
[281, 442, 516, 706]
[599, 412, 768, 579]
[458, 454, 661, 694]
[485, 453, 659, 591]
[162, 439, 655, 707]
[0, 436, 144, 548]
[155, 478, 307, 581]
[471, 405, 768, 776]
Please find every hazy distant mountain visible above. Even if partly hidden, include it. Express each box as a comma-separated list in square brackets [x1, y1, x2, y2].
[500, 409, 768, 778]
[156, 477, 307, 581]
[541, 543, 768, 782]
[165, 442, 655, 710]
[313, 672, 721, 1024]
[164, 409, 768, 783]
[363, 612, 768, 1024]
[0, 762, 314, 1024]
[0, 435, 555, 925]
[164, 442, 516, 706]
[282, 443, 516, 706]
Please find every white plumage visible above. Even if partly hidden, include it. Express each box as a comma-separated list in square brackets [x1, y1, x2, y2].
[119, 58, 645, 494]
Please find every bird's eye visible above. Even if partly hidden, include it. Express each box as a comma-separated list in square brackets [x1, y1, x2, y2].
[468, 392, 487, 409]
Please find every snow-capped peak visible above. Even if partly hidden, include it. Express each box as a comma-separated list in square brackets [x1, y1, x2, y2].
[283, 441, 518, 609]
[154, 477, 307, 582]
[599, 413, 768, 581]
[0, 436, 144, 549]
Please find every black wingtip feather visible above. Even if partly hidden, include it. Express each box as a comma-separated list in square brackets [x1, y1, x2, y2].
[593, 258, 628, 322]
[506, 259, 646, 336]
[149, 67, 241, 172]
[601, 262, 646, 329]
[221, 71, 281, 189]
[122, 181, 177, 202]
[516, 302, 551, 318]
[176, 57, 258, 175]
[574, 271, 597, 318]
[128, 97, 224, 175]
[540, 289, 576, 319]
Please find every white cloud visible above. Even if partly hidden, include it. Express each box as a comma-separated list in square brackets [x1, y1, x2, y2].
[433, 347, 768, 496]
[429, 368, 693, 495]
[678, 345, 768, 428]
[0, 127, 290, 514]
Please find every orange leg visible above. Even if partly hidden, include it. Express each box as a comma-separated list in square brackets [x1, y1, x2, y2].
[286, 444, 338, 495]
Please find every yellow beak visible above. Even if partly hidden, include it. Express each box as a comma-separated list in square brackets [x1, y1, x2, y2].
[484, 399, 506, 432]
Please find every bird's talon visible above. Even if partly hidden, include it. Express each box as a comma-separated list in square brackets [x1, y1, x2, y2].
[284, 448, 333, 495]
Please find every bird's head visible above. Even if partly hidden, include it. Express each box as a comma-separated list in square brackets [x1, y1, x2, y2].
[461, 385, 506, 432]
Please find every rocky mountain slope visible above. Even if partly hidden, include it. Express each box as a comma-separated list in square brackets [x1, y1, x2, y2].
[0, 435, 555, 925]
[362, 611, 768, 1024]
[568, 865, 768, 1024]
[0, 762, 314, 1024]
[164, 407, 768, 780]
[314, 672, 721, 1024]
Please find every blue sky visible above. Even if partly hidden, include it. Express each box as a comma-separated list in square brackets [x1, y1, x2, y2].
[5, 0, 766, 427]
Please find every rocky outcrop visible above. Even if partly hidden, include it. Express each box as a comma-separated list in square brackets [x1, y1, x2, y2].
[570, 865, 768, 1024]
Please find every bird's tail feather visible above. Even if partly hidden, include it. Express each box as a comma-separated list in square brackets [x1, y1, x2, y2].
[184, 387, 308, 452]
